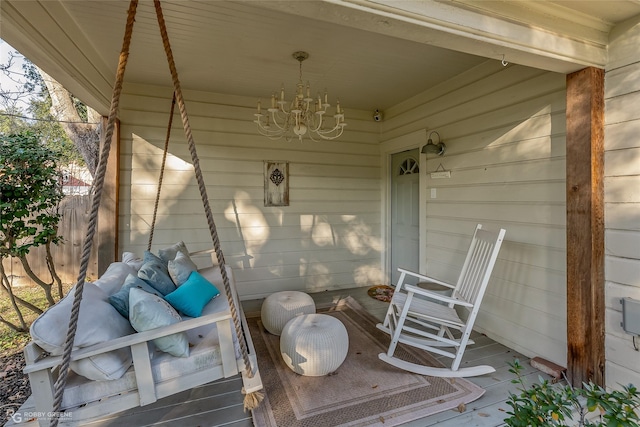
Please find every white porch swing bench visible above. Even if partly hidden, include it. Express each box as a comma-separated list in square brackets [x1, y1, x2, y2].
[21, 262, 261, 427]
[16, 1, 263, 425]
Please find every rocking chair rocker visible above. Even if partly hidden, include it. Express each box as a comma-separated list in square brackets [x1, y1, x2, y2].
[377, 224, 506, 378]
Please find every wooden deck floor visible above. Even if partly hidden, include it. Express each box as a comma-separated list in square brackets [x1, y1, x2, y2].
[11, 287, 552, 427]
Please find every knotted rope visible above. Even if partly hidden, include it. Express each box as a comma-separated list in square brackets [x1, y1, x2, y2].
[152, 0, 262, 410]
[50, 1, 139, 425]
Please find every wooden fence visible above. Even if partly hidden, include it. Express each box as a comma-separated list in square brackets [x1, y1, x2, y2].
[2, 195, 98, 287]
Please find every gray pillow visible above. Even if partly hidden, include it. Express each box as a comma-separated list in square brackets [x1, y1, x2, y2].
[109, 274, 164, 318]
[137, 251, 176, 295]
[168, 251, 198, 286]
[158, 241, 190, 266]
[128, 288, 189, 358]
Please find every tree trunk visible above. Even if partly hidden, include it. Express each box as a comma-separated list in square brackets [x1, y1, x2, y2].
[0, 315, 27, 333]
[45, 239, 64, 299]
[0, 264, 29, 331]
[38, 67, 100, 177]
[17, 255, 55, 307]
[0, 263, 43, 315]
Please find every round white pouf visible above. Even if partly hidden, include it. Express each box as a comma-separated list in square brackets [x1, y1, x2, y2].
[280, 313, 349, 376]
[261, 291, 316, 336]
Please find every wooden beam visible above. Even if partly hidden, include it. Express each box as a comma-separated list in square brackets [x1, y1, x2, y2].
[97, 117, 120, 276]
[565, 67, 605, 387]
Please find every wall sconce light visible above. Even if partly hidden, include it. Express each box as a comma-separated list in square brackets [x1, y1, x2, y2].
[421, 131, 446, 156]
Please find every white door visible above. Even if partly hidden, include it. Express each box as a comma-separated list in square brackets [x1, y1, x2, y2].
[390, 149, 420, 285]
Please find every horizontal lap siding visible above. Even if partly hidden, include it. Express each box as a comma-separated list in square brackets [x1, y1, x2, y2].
[383, 61, 568, 366]
[603, 24, 640, 388]
[118, 84, 381, 299]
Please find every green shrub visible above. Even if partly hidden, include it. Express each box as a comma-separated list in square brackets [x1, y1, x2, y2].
[504, 359, 640, 427]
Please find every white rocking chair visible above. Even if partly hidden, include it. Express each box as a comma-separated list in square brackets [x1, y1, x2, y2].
[377, 224, 506, 378]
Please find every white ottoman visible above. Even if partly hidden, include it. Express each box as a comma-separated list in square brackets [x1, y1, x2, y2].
[261, 291, 316, 335]
[280, 313, 349, 376]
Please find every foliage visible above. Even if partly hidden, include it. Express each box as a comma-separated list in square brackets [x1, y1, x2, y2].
[0, 131, 64, 258]
[1, 49, 85, 167]
[0, 106, 29, 135]
[504, 359, 640, 427]
[0, 131, 65, 330]
[21, 61, 85, 166]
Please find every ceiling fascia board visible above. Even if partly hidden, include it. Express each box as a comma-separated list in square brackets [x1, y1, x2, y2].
[0, 1, 114, 115]
[255, 0, 607, 73]
[455, 0, 613, 36]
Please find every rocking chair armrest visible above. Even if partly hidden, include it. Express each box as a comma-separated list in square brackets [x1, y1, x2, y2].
[404, 284, 473, 307]
[24, 310, 234, 374]
[396, 268, 455, 289]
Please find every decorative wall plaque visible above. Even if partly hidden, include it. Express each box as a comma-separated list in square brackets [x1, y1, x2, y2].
[264, 161, 289, 206]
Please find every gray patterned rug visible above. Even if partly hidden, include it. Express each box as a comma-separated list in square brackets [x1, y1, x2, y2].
[249, 296, 485, 427]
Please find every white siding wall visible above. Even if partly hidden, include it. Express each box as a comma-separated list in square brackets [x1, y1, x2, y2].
[603, 20, 640, 388]
[117, 83, 382, 300]
[381, 61, 568, 366]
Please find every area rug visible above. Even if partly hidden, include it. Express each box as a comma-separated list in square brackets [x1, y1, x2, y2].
[249, 296, 485, 427]
[367, 285, 394, 302]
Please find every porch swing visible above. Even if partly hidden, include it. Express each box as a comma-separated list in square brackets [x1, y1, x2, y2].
[20, 1, 262, 425]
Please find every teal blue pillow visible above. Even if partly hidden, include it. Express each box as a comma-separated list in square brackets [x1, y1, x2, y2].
[164, 271, 220, 317]
[109, 274, 163, 318]
[138, 251, 176, 295]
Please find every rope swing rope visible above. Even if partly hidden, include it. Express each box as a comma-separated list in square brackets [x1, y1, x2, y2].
[151, 0, 262, 409]
[50, 1, 262, 424]
[147, 92, 176, 252]
[50, 2, 139, 425]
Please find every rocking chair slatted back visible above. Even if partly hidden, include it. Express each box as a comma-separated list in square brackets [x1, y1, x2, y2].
[455, 228, 503, 308]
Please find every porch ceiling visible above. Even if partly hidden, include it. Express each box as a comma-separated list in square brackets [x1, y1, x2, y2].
[1, 0, 640, 116]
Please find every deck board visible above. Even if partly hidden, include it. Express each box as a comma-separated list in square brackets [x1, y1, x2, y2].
[10, 286, 554, 427]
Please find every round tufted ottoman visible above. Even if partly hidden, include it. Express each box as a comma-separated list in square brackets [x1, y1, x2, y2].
[280, 313, 349, 376]
[261, 291, 316, 335]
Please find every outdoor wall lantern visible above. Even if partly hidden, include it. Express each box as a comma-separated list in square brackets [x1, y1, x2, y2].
[421, 131, 446, 156]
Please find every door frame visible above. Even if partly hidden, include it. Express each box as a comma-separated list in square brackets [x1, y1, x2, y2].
[380, 129, 427, 284]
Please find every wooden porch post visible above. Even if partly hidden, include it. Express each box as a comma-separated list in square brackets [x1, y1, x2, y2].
[97, 117, 120, 276]
[565, 67, 605, 387]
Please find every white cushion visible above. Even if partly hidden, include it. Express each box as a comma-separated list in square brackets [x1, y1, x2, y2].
[30, 282, 134, 380]
[92, 262, 138, 296]
[70, 348, 133, 381]
[122, 251, 144, 271]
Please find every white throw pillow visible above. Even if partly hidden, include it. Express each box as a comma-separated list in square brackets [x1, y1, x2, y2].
[30, 282, 134, 380]
[128, 288, 189, 358]
[122, 251, 144, 271]
[93, 262, 138, 296]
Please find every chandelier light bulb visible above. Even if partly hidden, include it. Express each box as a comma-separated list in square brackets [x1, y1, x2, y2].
[253, 51, 347, 142]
